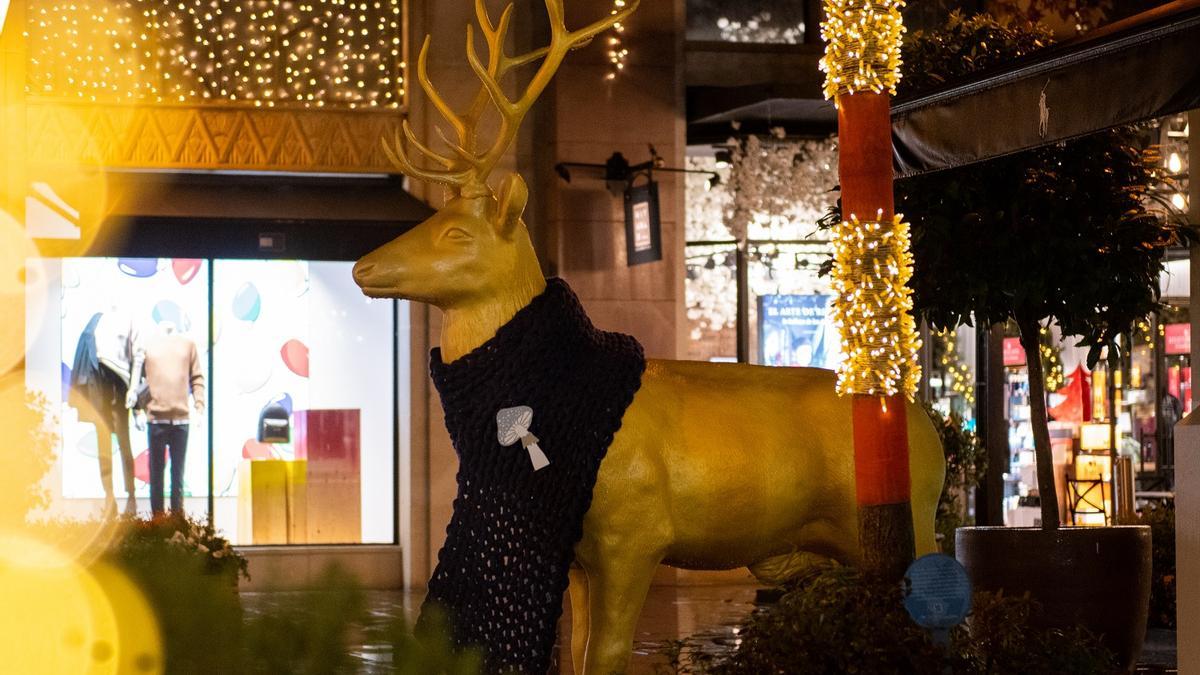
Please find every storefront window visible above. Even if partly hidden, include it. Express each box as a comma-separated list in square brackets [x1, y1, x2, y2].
[28, 257, 212, 522]
[212, 260, 395, 545]
[684, 139, 840, 366]
[25, 256, 399, 546]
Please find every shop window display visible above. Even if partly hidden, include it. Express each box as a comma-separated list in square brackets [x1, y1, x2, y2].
[25, 257, 399, 546]
[26, 257, 211, 522]
[211, 260, 395, 545]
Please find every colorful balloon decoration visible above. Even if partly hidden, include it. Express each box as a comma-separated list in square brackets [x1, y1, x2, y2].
[284, 260, 310, 297]
[280, 339, 309, 378]
[232, 282, 262, 322]
[268, 392, 294, 415]
[172, 259, 203, 285]
[134, 450, 150, 484]
[151, 299, 191, 332]
[117, 258, 158, 278]
[76, 428, 98, 459]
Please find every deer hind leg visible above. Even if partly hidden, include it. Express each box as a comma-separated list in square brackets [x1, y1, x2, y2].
[567, 563, 590, 675]
[581, 550, 660, 675]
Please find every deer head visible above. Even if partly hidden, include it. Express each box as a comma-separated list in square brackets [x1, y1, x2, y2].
[354, 0, 639, 359]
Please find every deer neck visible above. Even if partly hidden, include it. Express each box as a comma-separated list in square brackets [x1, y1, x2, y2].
[439, 242, 546, 363]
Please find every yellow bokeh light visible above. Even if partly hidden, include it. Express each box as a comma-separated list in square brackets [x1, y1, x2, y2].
[0, 534, 161, 675]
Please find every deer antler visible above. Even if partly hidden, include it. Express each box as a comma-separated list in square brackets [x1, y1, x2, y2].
[384, 0, 640, 195]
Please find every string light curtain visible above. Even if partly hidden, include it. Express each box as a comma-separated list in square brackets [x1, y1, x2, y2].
[25, 0, 406, 107]
[604, 0, 629, 80]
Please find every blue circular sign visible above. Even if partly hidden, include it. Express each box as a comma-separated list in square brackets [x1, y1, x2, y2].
[903, 553, 972, 630]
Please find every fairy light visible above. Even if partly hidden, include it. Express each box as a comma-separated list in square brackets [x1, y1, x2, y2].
[24, 0, 406, 107]
[604, 0, 629, 81]
[1039, 327, 1065, 392]
[936, 328, 975, 406]
[830, 211, 922, 398]
[819, 0, 905, 103]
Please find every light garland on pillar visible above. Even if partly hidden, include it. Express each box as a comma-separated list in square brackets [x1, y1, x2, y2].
[25, 0, 406, 107]
[604, 0, 629, 81]
[818, 0, 905, 102]
[830, 212, 921, 398]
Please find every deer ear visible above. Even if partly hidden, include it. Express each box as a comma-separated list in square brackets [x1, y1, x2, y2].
[495, 173, 529, 240]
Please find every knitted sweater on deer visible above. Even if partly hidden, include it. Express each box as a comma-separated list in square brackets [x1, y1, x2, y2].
[423, 278, 646, 675]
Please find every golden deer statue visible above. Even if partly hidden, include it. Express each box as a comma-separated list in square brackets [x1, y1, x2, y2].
[353, 1, 946, 672]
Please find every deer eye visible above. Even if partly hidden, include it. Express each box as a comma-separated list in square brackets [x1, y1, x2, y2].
[443, 227, 473, 241]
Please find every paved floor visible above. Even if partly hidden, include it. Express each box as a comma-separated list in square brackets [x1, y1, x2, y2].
[242, 585, 1178, 674]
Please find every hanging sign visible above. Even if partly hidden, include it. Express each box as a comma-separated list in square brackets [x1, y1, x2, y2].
[624, 181, 662, 266]
[1165, 323, 1190, 355]
[1002, 337, 1026, 366]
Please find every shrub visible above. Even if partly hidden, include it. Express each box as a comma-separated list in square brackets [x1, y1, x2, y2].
[1136, 502, 1176, 629]
[926, 406, 987, 555]
[664, 564, 1117, 675]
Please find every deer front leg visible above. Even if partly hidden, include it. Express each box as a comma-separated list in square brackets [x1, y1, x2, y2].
[568, 563, 590, 675]
[582, 549, 659, 675]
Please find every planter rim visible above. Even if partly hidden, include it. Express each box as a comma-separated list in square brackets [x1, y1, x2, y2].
[958, 525, 1149, 532]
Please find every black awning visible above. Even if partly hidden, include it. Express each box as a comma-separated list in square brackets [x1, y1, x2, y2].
[104, 170, 433, 223]
[684, 2, 1200, 174]
[32, 170, 434, 261]
[688, 92, 837, 142]
[891, 0, 1200, 177]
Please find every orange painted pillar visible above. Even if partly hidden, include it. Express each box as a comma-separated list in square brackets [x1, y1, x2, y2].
[838, 92, 915, 578]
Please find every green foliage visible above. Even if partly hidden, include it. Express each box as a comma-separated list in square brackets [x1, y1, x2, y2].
[100, 515, 248, 674]
[959, 591, 1118, 674]
[663, 565, 1117, 675]
[706, 565, 946, 674]
[899, 12, 1053, 98]
[1136, 503, 1176, 629]
[926, 406, 987, 555]
[107, 513, 248, 582]
[42, 516, 481, 674]
[879, 12, 1196, 529]
[897, 15, 1193, 369]
[0, 381, 57, 528]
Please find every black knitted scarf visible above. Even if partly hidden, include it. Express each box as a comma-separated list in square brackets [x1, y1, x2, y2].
[422, 278, 646, 674]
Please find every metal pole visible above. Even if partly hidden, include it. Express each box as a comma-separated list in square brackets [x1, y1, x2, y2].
[1108, 352, 1118, 523]
[735, 242, 750, 363]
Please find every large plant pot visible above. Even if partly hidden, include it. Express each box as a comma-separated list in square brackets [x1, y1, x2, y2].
[956, 525, 1151, 671]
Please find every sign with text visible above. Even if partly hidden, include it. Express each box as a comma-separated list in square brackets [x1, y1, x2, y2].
[623, 182, 662, 266]
[1002, 337, 1026, 366]
[758, 294, 840, 370]
[1165, 323, 1191, 355]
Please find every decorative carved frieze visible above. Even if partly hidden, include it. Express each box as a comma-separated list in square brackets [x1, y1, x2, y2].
[25, 99, 404, 173]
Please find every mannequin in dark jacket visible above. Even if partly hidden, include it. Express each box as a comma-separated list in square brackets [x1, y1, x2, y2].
[69, 311, 141, 516]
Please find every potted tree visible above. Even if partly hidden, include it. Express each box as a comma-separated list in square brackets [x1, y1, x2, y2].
[891, 14, 1193, 670]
